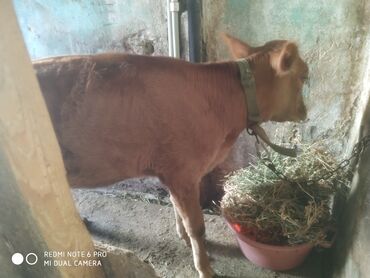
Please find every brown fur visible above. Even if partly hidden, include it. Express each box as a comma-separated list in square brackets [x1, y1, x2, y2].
[34, 34, 308, 278]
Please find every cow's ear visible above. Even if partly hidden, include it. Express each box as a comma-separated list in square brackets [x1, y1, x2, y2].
[221, 33, 252, 59]
[275, 42, 298, 74]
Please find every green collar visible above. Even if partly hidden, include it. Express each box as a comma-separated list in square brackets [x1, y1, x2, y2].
[236, 59, 261, 124]
[236, 59, 298, 157]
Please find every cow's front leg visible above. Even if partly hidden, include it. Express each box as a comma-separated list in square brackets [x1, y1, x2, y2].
[170, 183, 214, 278]
[171, 195, 191, 246]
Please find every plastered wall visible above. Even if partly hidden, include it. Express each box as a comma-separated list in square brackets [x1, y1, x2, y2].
[13, 0, 168, 59]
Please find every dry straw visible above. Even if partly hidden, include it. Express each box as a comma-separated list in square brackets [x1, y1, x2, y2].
[221, 142, 350, 246]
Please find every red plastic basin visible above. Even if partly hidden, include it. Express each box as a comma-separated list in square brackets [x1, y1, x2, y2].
[226, 220, 314, 271]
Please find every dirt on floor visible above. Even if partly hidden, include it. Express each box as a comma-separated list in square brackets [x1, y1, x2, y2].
[72, 178, 325, 278]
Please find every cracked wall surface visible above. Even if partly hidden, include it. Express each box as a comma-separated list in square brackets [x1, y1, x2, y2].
[331, 99, 370, 278]
[14, 0, 168, 58]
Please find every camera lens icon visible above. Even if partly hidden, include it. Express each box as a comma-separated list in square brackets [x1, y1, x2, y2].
[12, 253, 38, 265]
[26, 253, 38, 265]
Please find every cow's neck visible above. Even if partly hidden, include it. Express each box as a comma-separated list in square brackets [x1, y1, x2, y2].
[196, 62, 247, 133]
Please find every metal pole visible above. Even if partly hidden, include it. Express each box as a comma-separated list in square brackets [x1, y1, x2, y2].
[167, 0, 173, 57]
[170, 0, 180, 58]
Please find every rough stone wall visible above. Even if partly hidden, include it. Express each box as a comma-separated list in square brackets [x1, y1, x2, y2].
[13, 0, 168, 59]
[331, 98, 370, 278]
[202, 0, 370, 158]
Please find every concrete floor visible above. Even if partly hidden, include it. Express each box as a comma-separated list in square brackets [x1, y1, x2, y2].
[72, 181, 325, 278]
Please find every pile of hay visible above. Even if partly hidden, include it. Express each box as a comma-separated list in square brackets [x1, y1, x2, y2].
[221, 143, 350, 246]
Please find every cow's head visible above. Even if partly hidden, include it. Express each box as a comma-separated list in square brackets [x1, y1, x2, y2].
[222, 33, 308, 123]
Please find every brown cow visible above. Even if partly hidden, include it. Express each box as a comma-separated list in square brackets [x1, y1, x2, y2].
[33, 33, 308, 278]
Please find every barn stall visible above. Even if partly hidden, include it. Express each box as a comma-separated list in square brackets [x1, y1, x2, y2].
[0, 0, 369, 277]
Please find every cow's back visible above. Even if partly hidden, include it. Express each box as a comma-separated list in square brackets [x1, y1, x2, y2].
[34, 54, 243, 188]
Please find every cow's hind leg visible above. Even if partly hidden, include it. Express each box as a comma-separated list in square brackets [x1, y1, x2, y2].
[170, 195, 191, 246]
[169, 182, 214, 278]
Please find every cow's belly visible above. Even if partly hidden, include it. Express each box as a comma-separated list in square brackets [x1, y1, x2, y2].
[58, 127, 154, 187]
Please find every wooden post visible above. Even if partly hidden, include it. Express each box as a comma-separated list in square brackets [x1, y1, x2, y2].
[0, 1, 106, 277]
